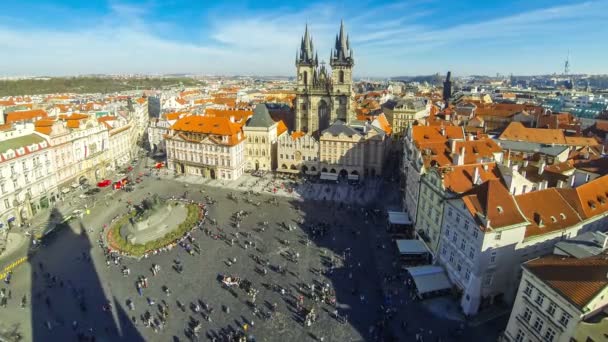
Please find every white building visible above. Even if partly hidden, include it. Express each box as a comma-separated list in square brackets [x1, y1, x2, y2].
[243, 104, 287, 171]
[0, 123, 56, 230]
[166, 115, 246, 180]
[277, 133, 320, 175]
[503, 255, 608, 342]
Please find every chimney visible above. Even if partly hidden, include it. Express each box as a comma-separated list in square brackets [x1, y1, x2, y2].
[557, 179, 565, 188]
[230, 116, 235, 123]
[456, 147, 465, 166]
[450, 139, 457, 153]
[483, 163, 489, 171]
[538, 159, 546, 175]
[522, 170, 527, 179]
[584, 149, 590, 160]
[533, 212, 544, 227]
[469, 134, 475, 141]
[601, 232, 608, 250]
[441, 126, 445, 136]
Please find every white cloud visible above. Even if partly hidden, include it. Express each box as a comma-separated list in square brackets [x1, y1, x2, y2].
[0, 0, 606, 77]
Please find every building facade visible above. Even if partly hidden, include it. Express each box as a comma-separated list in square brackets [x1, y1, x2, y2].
[243, 104, 285, 171]
[166, 116, 246, 180]
[277, 133, 320, 174]
[294, 21, 355, 134]
[0, 124, 57, 231]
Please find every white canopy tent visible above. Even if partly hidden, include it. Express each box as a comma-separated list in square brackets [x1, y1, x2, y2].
[396, 239, 429, 255]
[406, 265, 452, 296]
[388, 211, 411, 226]
[320, 172, 338, 181]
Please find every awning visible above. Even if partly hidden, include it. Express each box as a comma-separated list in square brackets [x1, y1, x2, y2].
[396, 239, 429, 255]
[320, 172, 338, 181]
[388, 211, 411, 225]
[347, 174, 359, 181]
[406, 265, 452, 295]
[61, 188, 71, 194]
[71, 182, 80, 188]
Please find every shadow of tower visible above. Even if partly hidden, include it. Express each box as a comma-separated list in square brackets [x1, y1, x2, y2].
[28, 208, 144, 341]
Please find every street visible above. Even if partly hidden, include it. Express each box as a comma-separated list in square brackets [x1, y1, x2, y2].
[0, 157, 502, 342]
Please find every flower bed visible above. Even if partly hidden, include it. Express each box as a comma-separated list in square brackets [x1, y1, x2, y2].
[106, 201, 203, 257]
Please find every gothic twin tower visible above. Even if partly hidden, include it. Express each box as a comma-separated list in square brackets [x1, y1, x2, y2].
[294, 21, 355, 134]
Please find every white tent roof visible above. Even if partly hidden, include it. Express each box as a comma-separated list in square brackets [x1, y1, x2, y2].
[406, 265, 452, 295]
[396, 239, 428, 255]
[388, 211, 411, 225]
[320, 172, 338, 181]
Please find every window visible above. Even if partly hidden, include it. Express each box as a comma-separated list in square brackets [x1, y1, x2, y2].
[483, 273, 493, 287]
[515, 329, 525, 342]
[441, 247, 447, 255]
[559, 313, 570, 327]
[543, 327, 556, 342]
[448, 208, 453, 217]
[495, 231, 502, 240]
[532, 317, 544, 333]
[522, 307, 532, 322]
[449, 252, 454, 263]
[452, 232, 458, 243]
[456, 215, 461, 224]
[524, 281, 533, 296]
[464, 221, 469, 232]
[460, 239, 466, 250]
[465, 269, 471, 281]
[469, 247, 475, 259]
[3, 199, 9, 209]
[456, 262, 462, 272]
[535, 293, 545, 306]
[547, 302, 556, 317]
[490, 251, 497, 264]
[473, 230, 479, 238]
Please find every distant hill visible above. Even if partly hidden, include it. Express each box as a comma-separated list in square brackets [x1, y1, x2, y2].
[391, 74, 442, 84]
[0, 77, 202, 96]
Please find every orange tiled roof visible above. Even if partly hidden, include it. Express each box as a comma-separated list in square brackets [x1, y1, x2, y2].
[515, 188, 582, 239]
[291, 131, 305, 140]
[556, 174, 608, 219]
[412, 125, 464, 146]
[276, 120, 288, 136]
[499, 122, 566, 145]
[205, 108, 252, 125]
[374, 113, 392, 135]
[524, 255, 608, 309]
[171, 116, 244, 146]
[0, 100, 16, 106]
[440, 163, 500, 193]
[5, 109, 48, 123]
[564, 136, 601, 147]
[135, 97, 147, 105]
[461, 179, 527, 231]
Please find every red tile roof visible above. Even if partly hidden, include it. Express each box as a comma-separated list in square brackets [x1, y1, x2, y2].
[524, 255, 608, 309]
[556, 175, 608, 220]
[171, 116, 244, 146]
[5, 109, 48, 123]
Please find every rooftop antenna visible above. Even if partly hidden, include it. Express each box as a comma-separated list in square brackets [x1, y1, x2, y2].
[564, 50, 570, 76]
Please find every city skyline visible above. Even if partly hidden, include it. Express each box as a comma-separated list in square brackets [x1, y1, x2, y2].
[0, 0, 607, 77]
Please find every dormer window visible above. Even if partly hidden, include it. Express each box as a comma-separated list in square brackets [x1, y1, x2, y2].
[598, 196, 606, 204]
[497, 206, 503, 214]
[588, 201, 596, 209]
[550, 216, 557, 223]
[560, 213, 566, 220]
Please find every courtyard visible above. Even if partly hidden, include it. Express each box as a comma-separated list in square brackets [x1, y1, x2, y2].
[0, 157, 503, 342]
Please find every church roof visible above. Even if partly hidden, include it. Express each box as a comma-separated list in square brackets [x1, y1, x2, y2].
[322, 120, 360, 137]
[247, 104, 275, 128]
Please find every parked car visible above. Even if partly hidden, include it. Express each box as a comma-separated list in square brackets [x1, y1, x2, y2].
[97, 179, 112, 188]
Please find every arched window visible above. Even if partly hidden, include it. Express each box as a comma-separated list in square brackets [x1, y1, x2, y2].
[262, 137, 265, 144]
[339, 70, 344, 83]
[303, 71, 308, 85]
[254, 137, 258, 143]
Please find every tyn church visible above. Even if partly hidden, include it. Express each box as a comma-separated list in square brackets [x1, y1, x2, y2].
[294, 21, 355, 134]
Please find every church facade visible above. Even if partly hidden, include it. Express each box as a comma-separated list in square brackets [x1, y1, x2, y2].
[294, 21, 355, 134]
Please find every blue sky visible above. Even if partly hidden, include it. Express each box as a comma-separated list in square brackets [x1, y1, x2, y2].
[0, 0, 606, 77]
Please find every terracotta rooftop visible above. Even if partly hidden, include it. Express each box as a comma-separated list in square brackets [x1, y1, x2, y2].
[411, 125, 464, 146]
[440, 163, 501, 193]
[515, 188, 582, 239]
[170, 115, 244, 146]
[276, 120, 288, 137]
[556, 175, 608, 219]
[524, 255, 608, 309]
[5, 109, 48, 123]
[461, 179, 527, 231]
[499, 122, 567, 145]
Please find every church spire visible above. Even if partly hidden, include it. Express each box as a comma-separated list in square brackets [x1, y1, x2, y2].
[298, 24, 315, 65]
[330, 20, 354, 67]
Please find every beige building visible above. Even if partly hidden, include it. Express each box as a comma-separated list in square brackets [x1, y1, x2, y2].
[382, 98, 429, 139]
[318, 120, 388, 180]
[503, 255, 608, 342]
[277, 132, 320, 174]
[166, 115, 246, 180]
[243, 104, 287, 171]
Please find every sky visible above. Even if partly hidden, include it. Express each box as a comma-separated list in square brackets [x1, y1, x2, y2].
[0, 0, 607, 77]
